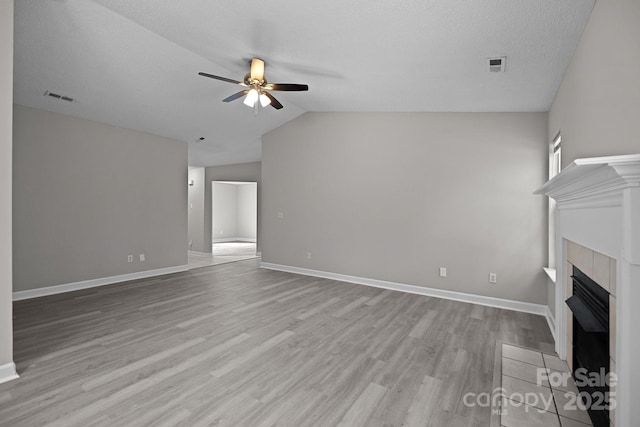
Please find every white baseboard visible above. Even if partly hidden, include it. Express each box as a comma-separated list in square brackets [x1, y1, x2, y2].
[12, 265, 189, 301]
[260, 263, 549, 317]
[0, 362, 19, 384]
[188, 250, 211, 256]
[213, 238, 257, 243]
[545, 306, 557, 342]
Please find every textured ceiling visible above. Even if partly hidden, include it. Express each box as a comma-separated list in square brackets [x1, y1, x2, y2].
[13, 0, 595, 166]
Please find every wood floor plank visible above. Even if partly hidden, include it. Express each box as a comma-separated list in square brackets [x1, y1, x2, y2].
[0, 392, 11, 406]
[210, 330, 295, 378]
[337, 381, 388, 427]
[81, 337, 206, 391]
[332, 296, 370, 318]
[408, 309, 439, 339]
[296, 296, 341, 320]
[365, 289, 392, 306]
[13, 310, 102, 335]
[0, 259, 554, 426]
[32, 328, 136, 364]
[137, 290, 209, 311]
[45, 332, 251, 427]
[155, 408, 192, 427]
[403, 374, 443, 426]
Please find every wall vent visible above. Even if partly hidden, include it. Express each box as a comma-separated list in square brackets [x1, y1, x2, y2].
[488, 57, 506, 73]
[44, 91, 75, 103]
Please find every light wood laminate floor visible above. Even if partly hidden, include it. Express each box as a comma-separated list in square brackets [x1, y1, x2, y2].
[1, 259, 554, 426]
[188, 242, 258, 269]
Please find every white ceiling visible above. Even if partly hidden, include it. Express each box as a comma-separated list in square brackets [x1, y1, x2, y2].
[13, 0, 595, 166]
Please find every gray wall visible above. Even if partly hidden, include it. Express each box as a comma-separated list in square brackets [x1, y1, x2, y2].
[547, 0, 640, 313]
[188, 167, 206, 252]
[237, 184, 257, 240]
[549, 0, 640, 167]
[263, 112, 548, 304]
[13, 105, 188, 292]
[0, 0, 14, 368]
[213, 183, 238, 240]
[203, 162, 261, 253]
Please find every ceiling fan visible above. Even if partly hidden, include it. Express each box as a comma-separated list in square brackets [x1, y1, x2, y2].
[199, 58, 308, 110]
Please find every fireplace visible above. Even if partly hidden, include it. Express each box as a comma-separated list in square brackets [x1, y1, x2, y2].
[535, 154, 640, 427]
[566, 266, 610, 427]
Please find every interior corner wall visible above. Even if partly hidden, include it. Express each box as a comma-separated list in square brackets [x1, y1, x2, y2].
[0, 0, 14, 369]
[203, 162, 261, 253]
[548, 0, 640, 167]
[12, 105, 188, 292]
[212, 183, 238, 241]
[262, 112, 549, 304]
[237, 184, 257, 240]
[188, 167, 206, 252]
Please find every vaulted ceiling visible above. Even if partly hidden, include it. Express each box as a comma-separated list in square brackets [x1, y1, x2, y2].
[13, 0, 595, 166]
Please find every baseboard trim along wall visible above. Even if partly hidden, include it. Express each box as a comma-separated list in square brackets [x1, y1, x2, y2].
[260, 262, 551, 319]
[188, 250, 211, 256]
[0, 362, 19, 384]
[12, 265, 189, 301]
[213, 237, 257, 243]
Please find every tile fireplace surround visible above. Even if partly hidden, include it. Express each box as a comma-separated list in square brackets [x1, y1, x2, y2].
[536, 154, 640, 427]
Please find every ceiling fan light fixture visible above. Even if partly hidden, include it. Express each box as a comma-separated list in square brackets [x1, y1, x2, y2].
[243, 88, 259, 107]
[259, 93, 271, 107]
[199, 58, 307, 111]
[250, 58, 265, 82]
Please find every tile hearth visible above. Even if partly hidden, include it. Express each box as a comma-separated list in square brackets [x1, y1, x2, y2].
[499, 343, 593, 427]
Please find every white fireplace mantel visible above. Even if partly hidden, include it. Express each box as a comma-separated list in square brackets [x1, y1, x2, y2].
[536, 154, 640, 427]
[536, 154, 640, 205]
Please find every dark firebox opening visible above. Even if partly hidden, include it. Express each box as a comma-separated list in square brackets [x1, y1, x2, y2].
[566, 266, 610, 427]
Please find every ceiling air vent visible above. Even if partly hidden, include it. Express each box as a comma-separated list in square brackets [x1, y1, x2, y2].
[488, 57, 506, 73]
[44, 91, 75, 103]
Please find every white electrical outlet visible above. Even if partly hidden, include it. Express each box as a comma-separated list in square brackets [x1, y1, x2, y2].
[306, 252, 312, 260]
[489, 273, 497, 284]
[139, 254, 145, 262]
[439, 267, 447, 277]
[127, 255, 133, 263]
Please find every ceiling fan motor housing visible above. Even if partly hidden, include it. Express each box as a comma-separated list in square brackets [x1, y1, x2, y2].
[244, 73, 266, 87]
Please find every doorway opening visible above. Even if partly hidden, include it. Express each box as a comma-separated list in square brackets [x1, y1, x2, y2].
[187, 180, 259, 270]
[211, 181, 258, 265]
